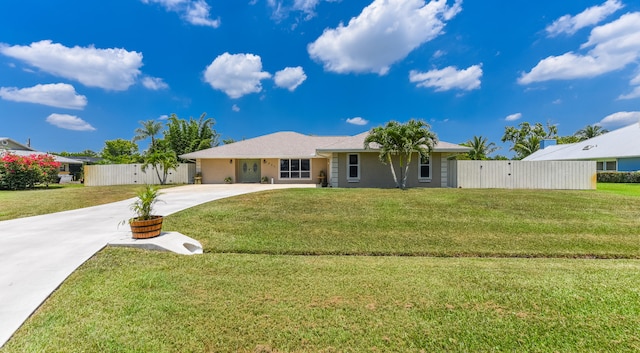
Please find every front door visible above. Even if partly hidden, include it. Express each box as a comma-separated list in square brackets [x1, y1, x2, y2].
[238, 159, 261, 183]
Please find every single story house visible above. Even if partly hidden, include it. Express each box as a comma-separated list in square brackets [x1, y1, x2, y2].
[523, 122, 640, 172]
[0, 137, 84, 181]
[180, 131, 470, 188]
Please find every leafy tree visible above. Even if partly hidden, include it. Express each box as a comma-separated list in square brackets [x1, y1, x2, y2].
[556, 135, 581, 144]
[141, 139, 178, 185]
[100, 139, 141, 164]
[575, 124, 608, 141]
[364, 119, 437, 190]
[462, 135, 499, 160]
[222, 138, 236, 145]
[133, 119, 163, 152]
[502, 122, 557, 159]
[164, 113, 219, 162]
[58, 150, 99, 157]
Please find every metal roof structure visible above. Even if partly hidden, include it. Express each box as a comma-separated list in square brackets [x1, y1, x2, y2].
[524, 122, 640, 161]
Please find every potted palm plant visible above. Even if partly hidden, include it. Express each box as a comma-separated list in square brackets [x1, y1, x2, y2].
[128, 184, 163, 239]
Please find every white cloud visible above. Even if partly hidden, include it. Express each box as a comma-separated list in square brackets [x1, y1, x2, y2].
[267, 0, 338, 21]
[505, 112, 522, 121]
[346, 117, 369, 125]
[142, 0, 220, 27]
[519, 12, 640, 85]
[546, 0, 623, 37]
[46, 113, 96, 131]
[274, 66, 307, 91]
[599, 111, 640, 127]
[618, 69, 640, 100]
[232, 104, 240, 112]
[0, 40, 143, 91]
[308, 0, 462, 75]
[203, 53, 272, 99]
[142, 76, 169, 90]
[0, 83, 87, 109]
[409, 64, 482, 91]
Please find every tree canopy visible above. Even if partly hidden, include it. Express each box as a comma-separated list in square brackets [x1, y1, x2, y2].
[100, 139, 141, 164]
[164, 113, 219, 162]
[462, 136, 499, 160]
[364, 119, 437, 189]
[501, 122, 557, 160]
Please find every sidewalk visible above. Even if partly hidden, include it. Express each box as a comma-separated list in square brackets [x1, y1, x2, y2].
[0, 184, 314, 347]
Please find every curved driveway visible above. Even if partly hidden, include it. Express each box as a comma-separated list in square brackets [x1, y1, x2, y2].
[0, 184, 314, 347]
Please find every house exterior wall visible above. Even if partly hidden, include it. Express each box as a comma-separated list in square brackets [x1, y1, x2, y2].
[335, 152, 443, 188]
[201, 159, 235, 184]
[200, 158, 329, 184]
[617, 157, 640, 172]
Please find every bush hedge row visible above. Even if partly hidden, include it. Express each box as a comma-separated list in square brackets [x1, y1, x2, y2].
[597, 172, 640, 183]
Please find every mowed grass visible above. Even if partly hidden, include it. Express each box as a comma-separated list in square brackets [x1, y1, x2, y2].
[166, 187, 640, 258]
[0, 184, 173, 221]
[2, 183, 640, 352]
[3, 250, 639, 352]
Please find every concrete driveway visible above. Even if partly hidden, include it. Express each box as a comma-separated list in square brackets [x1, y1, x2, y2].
[0, 184, 314, 347]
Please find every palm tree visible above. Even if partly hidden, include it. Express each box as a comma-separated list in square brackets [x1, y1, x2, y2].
[463, 135, 498, 160]
[133, 120, 163, 151]
[514, 135, 541, 160]
[574, 124, 608, 141]
[364, 119, 437, 189]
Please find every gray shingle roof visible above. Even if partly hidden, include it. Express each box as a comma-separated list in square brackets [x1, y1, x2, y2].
[524, 122, 640, 161]
[180, 130, 470, 159]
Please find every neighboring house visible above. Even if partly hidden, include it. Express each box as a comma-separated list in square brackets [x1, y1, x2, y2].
[0, 137, 84, 181]
[180, 131, 470, 188]
[523, 122, 640, 172]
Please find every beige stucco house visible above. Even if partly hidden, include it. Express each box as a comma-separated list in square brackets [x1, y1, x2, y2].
[180, 131, 470, 188]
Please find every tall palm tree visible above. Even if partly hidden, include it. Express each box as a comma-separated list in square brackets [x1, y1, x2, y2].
[463, 135, 498, 160]
[133, 120, 163, 151]
[574, 124, 608, 141]
[364, 119, 437, 189]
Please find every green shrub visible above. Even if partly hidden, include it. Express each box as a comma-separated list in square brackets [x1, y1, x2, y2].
[597, 171, 640, 183]
[0, 152, 61, 190]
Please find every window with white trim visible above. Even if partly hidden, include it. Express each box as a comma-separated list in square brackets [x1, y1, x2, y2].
[596, 160, 617, 171]
[418, 154, 431, 181]
[347, 153, 360, 182]
[280, 159, 311, 179]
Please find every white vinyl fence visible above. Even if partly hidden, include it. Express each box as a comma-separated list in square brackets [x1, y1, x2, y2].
[84, 164, 196, 186]
[448, 160, 596, 190]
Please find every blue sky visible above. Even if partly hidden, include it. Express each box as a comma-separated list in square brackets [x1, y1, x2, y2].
[1, 0, 640, 156]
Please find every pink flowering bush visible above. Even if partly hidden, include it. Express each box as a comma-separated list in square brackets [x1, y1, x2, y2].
[0, 152, 61, 190]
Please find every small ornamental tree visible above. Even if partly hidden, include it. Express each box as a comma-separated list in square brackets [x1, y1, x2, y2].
[364, 119, 437, 189]
[0, 153, 61, 190]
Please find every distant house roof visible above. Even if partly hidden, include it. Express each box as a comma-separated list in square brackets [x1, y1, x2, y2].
[2, 149, 84, 164]
[180, 131, 470, 159]
[524, 123, 640, 161]
[0, 137, 34, 151]
[0, 137, 83, 164]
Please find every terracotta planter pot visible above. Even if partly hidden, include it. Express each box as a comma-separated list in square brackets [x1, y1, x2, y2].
[130, 215, 163, 239]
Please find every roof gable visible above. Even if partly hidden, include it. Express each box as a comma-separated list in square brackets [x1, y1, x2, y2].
[0, 138, 34, 151]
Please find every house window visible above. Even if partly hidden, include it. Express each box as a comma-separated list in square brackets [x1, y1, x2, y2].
[280, 159, 311, 179]
[596, 160, 617, 171]
[347, 153, 360, 182]
[418, 154, 431, 181]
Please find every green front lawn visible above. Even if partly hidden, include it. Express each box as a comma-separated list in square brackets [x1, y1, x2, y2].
[4, 251, 639, 352]
[0, 184, 173, 221]
[2, 184, 640, 352]
[167, 187, 640, 258]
